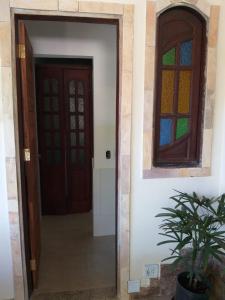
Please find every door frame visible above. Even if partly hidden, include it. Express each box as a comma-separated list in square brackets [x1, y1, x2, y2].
[10, 4, 134, 300]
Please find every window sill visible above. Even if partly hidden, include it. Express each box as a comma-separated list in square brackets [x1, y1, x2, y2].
[143, 166, 211, 179]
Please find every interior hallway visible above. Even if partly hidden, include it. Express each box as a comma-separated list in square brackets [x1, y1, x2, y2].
[32, 213, 115, 299]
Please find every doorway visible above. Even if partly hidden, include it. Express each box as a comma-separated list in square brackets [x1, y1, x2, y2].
[16, 16, 118, 299]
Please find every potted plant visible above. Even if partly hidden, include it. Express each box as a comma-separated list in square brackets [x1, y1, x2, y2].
[156, 191, 225, 300]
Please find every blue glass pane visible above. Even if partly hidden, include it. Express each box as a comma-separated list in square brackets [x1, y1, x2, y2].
[180, 40, 193, 66]
[160, 119, 172, 146]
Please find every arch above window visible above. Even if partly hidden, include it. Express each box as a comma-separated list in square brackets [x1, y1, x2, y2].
[154, 7, 206, 167]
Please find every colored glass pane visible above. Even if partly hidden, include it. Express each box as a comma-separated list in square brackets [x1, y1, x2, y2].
[178, 71, 192, 113]
[162, 48, 176, 65]
[160, 118, 173, 146]
[176, 118, 189, 139]
[161, 70, 175, 113]
[180, 40, 193, 65]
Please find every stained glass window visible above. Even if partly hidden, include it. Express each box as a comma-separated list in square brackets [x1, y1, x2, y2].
[163, 48, 176, 65]
[154, 7, 206, 166]
[178, 71, 192, 114]
[161, 71, 175, 113]
[160, 119, 172, 146]
[180, 40, 193, 66]
[176, 118, 189, 139]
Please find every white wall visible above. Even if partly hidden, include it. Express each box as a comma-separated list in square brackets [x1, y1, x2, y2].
[128, 0, 225, 284]
[0, 71, 14, 299]
[25, 21, 117, 236]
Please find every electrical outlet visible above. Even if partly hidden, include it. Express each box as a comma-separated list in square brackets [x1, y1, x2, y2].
[127, 280, 140, 293]
[144, 264, 160, 278]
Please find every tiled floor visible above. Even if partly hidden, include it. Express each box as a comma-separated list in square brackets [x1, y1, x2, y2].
[32, 213, 116, 299]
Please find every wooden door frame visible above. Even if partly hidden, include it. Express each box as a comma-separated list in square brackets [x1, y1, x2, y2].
[12, 7, 133, 300]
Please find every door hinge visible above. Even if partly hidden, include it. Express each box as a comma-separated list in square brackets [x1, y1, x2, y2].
[17, 44, 26, 59]
[30, 259, 36, 271]
[24, 148, 31, 162]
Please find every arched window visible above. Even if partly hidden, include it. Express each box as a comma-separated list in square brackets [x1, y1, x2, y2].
[154, 7, 206, 167]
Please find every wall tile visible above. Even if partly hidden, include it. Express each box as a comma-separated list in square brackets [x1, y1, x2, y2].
[5, 157, 18, 199]
[10, 0, 58, 10]
[0, 0, 10, 22]
[78, 1, 123, 15]
[146, 1, 156, 47]
[156, 0, 171, 13]
[120, 115, 131, 156]
[59, 0, 78, 12]
[123, 4, 134, 24]
[208, 6, 220, 48]
[202, 129, 212, 168]
[144, 46, 155, 91]
[0, 22, 11, 67]
[120, 155, 131, 195]
[14, 275, 25, 300]
[122, 23, 134, 73]
[1, 67, 13, 118]
[8, 199, 19, 213]
[196, 0, 211, 17]
[206, 47, 217, 92]
[144, 90, 154, 131]
[143, 130, 153, 170]
[121, 71, 132, 116]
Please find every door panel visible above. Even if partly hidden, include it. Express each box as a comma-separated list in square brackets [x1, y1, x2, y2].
[18, 20, 41, 287]
[36, 66, 92, 214]
[64, 69, 92, 213]
[36, 67, 66, 214]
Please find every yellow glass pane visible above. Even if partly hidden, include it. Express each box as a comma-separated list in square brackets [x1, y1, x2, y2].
[178, 71, 192, 114]
[161, 70, 175, 113]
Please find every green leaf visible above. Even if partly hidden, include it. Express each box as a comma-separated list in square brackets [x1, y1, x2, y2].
[161, 256, 179, 262]
[157, 240, 178, 246]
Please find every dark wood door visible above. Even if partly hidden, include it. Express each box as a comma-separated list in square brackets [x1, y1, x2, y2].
[36, 65, 92, 214]
[18, 20, 41, 287]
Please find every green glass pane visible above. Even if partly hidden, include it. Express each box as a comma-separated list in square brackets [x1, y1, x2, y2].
[163, 48, 176, 65]
[176, 118, 189, 140]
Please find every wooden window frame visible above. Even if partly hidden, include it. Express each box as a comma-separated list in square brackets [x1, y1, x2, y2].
[153, 7, 207, 167]
[143, 1, 220, 179]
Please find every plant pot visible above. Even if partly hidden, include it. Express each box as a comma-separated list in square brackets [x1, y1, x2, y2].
[175, 272, 209, 300]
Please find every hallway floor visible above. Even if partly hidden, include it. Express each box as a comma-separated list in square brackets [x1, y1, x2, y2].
[32, 213, 116, 298]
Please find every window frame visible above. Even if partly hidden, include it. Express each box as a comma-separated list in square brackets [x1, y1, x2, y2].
[143, 1, 220, 179]
[153, 7, 207, 168]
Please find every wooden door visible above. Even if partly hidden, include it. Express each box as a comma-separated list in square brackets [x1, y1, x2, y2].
[36, 67, 67, 214]
[64, 68, 92, 213]
[18, 20, 41, 287]
[36, 65, 92, 214]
